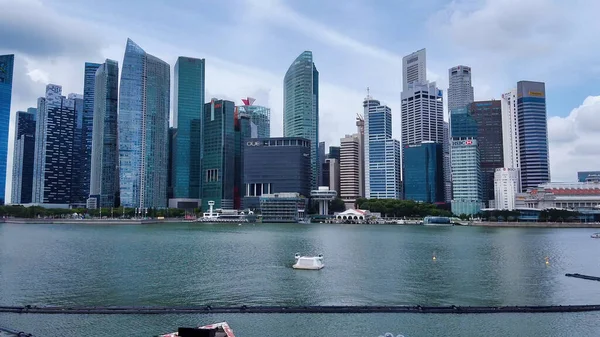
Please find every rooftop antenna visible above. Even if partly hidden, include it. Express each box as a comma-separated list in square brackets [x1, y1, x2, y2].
[366, 87, 371, 100]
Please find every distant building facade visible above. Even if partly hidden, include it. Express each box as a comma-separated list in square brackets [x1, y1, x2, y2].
[89, 60, 120, 208]
[494, 168, 519, 210]
[11, 108, 36, 204]
[172, 56, 205, 201]
[32, 85, 80, 204]
[238, 97, 270, 138]
[284, 51, 319, 190]
[578, 171, 600, 183]
[118, 39, 170, 209]
[403, 142, 444, 203]
[243, 137, 311, 210]
[340, 133, 362, 206]
[259, 192, 306, 223]
[0, 54, 15, 204]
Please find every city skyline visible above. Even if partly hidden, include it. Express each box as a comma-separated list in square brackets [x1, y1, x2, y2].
[2, 0, 600, 202]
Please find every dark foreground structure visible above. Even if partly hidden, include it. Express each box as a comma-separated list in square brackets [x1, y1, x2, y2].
[2, 304, 600, 315]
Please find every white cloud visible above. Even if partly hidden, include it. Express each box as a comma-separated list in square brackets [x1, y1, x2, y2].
[548, 96, 600, 182]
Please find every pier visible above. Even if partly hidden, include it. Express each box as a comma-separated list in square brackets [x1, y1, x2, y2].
[2, 304, 600, 315]
[565, 273, 600, 282]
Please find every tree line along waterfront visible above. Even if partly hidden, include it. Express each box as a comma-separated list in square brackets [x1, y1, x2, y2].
[0, 200, 584, 223]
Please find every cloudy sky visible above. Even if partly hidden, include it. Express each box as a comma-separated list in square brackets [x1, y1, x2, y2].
[2, 0, 600, 201]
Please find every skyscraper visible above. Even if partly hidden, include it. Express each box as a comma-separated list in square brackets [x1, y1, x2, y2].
[69, 94, 85, 206]
[448, 66, 474, 111]
[364, 96, 401, 199]
[401, 82, 444, 146]
[118, 39, 170, 209]
[32, 85, 80, 204]
[11, 108, 36, 204]
[89, 59, 119, 208]
[318, 141, 326, 186]
[402, 49, 426, 91]
[0, 54, 15, 205]
[172, 56, 205, 201]
[517, 81, 550, 191]
[494, 168, 519, 210]
[79, 62, 101, 205]
[340, 133, 361, 206]
[450, 107, 482, 215]
[238, 97, 270, 138]
[469, 100, 503, 206]
[403, 142, 444, 203]
[202, 99, 236, 211]
[443, 121, 451, 202]
[284, 51, 319, 190]
[501, 88, 520, 170]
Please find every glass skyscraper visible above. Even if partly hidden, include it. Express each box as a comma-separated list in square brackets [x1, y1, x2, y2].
[238, 97, 270, 138]
[32, 85, 80, 204]
[517, 81, 550, 191]
[283, 51, 319, 190]
[11, 108, 36, 204]
[118, 39, 170, 209]
[89, 59, 119, 208]
[403, 142, 444, 203]
[173, 56, 205, 200]
[364, 97, 401, 199]
[469, 100, 503, 206]
[202, 99, 236, 211]
[78, 62, 101, 206]
[0, 54, 14, 204]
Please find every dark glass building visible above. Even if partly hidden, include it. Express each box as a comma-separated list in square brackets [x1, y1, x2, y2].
[235, 111, 253, 209]
[173, 57, 205, 200]
[80, 62, 101, 205]
[578, 171, 600, 183]
[328, 146, 340, 160]
[202, 99, 236, 210]
[89, 60, 119, 208]
[70, 94, 86, 206]
[469, 100, 503, 206]
[403, 142, 444, 203]
[11, 108, 36, 204]
[243, 137, 311, 210]
[517, 81, 549, 191]
[0, 54, 15, 204]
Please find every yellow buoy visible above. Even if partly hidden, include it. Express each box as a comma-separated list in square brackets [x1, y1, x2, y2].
[432, 256, 436, 261]
[545, 257, 550, 265]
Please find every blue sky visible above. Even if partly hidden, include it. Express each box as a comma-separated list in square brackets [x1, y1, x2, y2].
[2, 0, 600, 200]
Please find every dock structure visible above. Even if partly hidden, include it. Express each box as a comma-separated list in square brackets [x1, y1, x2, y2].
[2, 305, 600, 315]
[565, 273, 600, 282]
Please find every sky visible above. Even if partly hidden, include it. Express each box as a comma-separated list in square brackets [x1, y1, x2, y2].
[2, 0, 600, 202]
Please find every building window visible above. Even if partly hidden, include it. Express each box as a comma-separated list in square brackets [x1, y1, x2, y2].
[206, 169, 219, 182]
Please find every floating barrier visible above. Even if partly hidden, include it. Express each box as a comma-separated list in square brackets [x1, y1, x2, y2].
[565, 273, 600, 282]
[0, 325, 38, 336]
[2, 304, 600, 315]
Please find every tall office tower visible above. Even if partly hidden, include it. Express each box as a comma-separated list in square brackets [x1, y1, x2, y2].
[340, 133, 361, 207]
[238, 97, 270, 138]
[235, 109, 254, 209]
[167, 127, 176, 201]
[79, 63, 101, 206]
[450, 107, 482, 216]
[494, 168, 519, 210]
[284, 51, 319, 190]
[443, 121, 451, 202]
[118, 39, 170, 209]
[402, 48, 426, 91]
[89, 60, 119, 208]
[202, 99, 236, 211]
[448, 66, 474, 111]
[469, 100, 503, 207]
[318, 141, 326, 186]
[516, 81, 549, 191]
[403, 142, 444, 203]
[364, 96, 401, 199]
[172, 56, 205, 201]
[69, 94, 85, 206]
[32, 85, 80, 204]
[401, 81, 444, 146]
[501, 88, 520, 170]
[11, 108, 36, 204]
[322, 158, 340, 193]
[0, 55, 14, 205]
[356, 115, 365, 197]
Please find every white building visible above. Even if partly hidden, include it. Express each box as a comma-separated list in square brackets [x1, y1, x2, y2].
[401, 81, 444, 146]
[340, 133, 361, 206]
[402, 48, 426, 91]
[494, 168, 520, 210]
[501, 89, 520, 171]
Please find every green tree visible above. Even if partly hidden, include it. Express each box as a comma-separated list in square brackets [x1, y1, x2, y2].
[329, 198, 346, 214]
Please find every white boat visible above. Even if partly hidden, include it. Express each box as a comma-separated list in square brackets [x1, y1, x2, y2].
[158, 321, 235, 337]
[591, 233, 600, 238]
[293, 253, 324, 270]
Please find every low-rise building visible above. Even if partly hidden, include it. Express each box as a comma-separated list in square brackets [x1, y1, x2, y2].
[259, 193, 306, 223]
